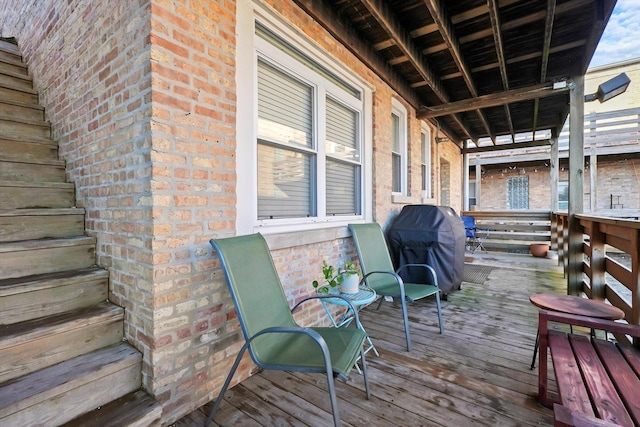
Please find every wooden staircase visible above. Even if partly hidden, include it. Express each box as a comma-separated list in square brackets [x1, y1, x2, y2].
[0, 38, 162, 426]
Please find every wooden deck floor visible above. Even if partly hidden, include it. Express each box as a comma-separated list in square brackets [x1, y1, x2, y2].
[174, 253, 565, 427]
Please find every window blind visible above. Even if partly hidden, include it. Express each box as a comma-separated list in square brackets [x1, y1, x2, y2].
[257, 60, 315, 219]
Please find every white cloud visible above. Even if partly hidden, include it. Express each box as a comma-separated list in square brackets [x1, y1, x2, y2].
[590, 0, 640, 67]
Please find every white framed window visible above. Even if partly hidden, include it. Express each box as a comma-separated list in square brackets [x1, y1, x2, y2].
[235, 2, 373, 234]
[391, 99, 407, 195]
[420, 122, 431, 197]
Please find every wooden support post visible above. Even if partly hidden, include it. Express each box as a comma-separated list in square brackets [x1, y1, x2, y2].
[550, 136, 558, 212]
[590, 148, 597, 212]
[463, 150, 469, 211]
[568, 75, 585, 296]
[475, 162, 481, 210]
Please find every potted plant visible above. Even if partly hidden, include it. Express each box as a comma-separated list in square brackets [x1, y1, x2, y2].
[338, 261, 360, 294]
[312, 260, 361, 294]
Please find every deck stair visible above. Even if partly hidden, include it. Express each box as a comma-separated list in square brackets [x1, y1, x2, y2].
[0, 38, 161, 426]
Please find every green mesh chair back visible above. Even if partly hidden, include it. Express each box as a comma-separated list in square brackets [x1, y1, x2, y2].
[349, 222, 444, 351]
[206, 232, 370, 427]
[211, 233, 296, 362]
[348, 223, 399, 292]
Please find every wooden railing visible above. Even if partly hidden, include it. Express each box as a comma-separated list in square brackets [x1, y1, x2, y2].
[552, 212, 640, 343]
[461, 210, 551, 253]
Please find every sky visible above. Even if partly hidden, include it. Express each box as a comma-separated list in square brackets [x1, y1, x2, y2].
[589, 0, 640, 68]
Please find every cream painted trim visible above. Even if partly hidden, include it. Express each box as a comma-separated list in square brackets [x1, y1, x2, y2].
[235, 0, 374, 236]
[391, 194, 414, 204]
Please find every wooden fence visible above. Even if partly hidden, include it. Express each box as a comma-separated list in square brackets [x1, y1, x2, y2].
[552, 212, 640, 343]
[461, 210, 551, 253]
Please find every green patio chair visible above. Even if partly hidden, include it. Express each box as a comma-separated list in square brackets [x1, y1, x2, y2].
[206, 233, 370, 427]
[349, 223, 443, 352]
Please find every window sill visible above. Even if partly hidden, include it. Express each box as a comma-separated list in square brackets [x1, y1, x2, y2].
[263, 225, 352, 250]
[391, 194, 414, 204]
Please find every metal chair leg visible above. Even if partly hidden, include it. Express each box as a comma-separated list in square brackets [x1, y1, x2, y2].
[360, 346, 370, 399]
[435, 292, 444, 334]
[204, 343, 249, 427]
[401, 297, 411, 351]
[325, 368, 341, 427]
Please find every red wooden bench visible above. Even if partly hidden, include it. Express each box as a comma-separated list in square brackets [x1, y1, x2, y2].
[537, 309, 640, 427]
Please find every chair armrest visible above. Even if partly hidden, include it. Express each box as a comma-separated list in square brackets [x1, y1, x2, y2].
[395, 263, 439, 288]
[361, 270, 407, 299]
[291, 294, 364, 330]
[539, 309, 640, 338]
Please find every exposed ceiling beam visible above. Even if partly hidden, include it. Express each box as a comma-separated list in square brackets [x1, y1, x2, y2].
[578, 0, 617, 75]
[532, 0, 556, 140]
[423, 0, 494, 142]
[358, 0, 476, 142]
[463, 139, 551, 154]
[417, 0, 592, 57]
[436, 40, 587, 81]
[487, 0, 515, 143]
[423, 2, 494, 142]
[417, 83, 569, 119]
[290, 0, 422, 109]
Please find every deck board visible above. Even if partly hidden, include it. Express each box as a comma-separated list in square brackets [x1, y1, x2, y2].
[181, 253, 563, 426]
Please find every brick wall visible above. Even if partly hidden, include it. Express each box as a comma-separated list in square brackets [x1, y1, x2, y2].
[1, 0, 463, 423]
[0, 0, 157, 399]
[437, 139, 463, 213]
[476, 158, 639, 211]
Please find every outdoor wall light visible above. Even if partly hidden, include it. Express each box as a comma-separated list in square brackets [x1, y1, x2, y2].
[585, 72, 631, 103]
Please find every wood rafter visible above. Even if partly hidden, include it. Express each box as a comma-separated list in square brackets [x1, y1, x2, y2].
[358, 0, 476, 142]
[290, 0, 420, 108]
[417, 83, 569, 119]
[487, 0, 514, 144]
[463, 139, 551, 154]
[436, 40, 587, 81]
[423, 0, 494, 142]
[532, 0, 557, 140]
[387, 0, 592, 67]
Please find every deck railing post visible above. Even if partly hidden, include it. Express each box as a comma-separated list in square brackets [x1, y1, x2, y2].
[590, 219, 606, 301]
[550, 213, 558, 252]
[567, 74, 585, 296]
[632, 229, 640, 346]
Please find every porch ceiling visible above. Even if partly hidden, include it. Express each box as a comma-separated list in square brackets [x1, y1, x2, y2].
[293, 0, 617, 149]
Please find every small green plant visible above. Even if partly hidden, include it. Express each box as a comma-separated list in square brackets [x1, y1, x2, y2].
[312, 260, 360, 294]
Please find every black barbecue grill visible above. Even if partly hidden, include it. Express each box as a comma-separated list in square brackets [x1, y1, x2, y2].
[387, 205, 465, 297]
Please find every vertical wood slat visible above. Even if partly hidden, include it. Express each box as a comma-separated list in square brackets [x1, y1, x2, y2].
[589, 219, 606, 301]
[632, 228, 640, 345]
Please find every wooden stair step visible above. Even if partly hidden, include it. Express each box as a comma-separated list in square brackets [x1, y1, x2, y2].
[0, 137, 59, 164]
[0, 98, 44, 122]
[0, 69, 32, 91]
[62, 390, 162, 427]
[0, 180, 75, 209]
[0, 114, 50, 141]
[0, 343, 142, 426]
[0, 45, 22, 64]
[0, 267, 108, 325]
[0, 83, 38, 104]
[0, 302, 124, 383]
[0, 237, 96, 279]
[0, 208, 85, 243]
[0, 58, 28, 76]
[0, 39, 20, 53]
[0, 158, 66, 182]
